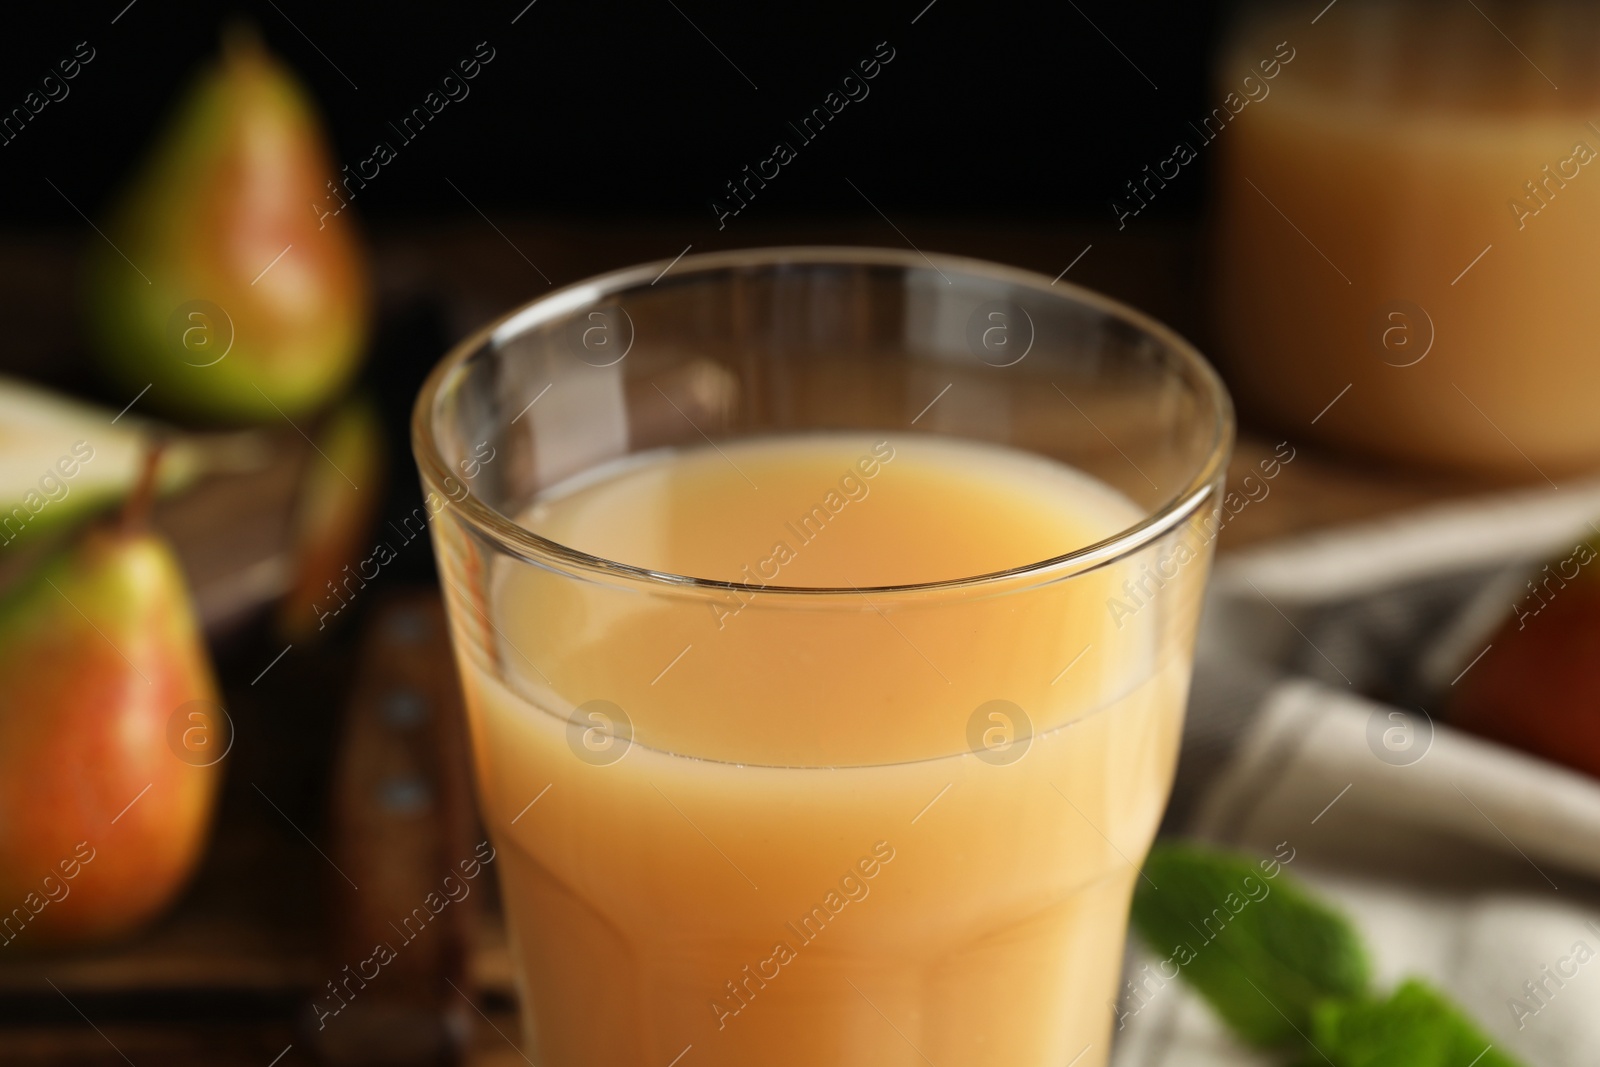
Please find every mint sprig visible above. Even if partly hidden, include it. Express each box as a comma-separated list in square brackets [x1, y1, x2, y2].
[1131, 844, 1526, 1067]
[1132, 843, 1368, 1045]
[1306, 981, 1519, 1067]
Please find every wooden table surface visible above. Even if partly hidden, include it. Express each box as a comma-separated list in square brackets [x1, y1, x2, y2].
[0, 217, 1521, 1064]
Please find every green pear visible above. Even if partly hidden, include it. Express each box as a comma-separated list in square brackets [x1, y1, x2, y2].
[0, 455, 224, 948]
[87, 29, 369, 424]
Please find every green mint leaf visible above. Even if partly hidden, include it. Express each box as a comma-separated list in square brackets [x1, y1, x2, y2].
[1309, 980, 1524, 1067]
[1130, 843, 1368, 1047]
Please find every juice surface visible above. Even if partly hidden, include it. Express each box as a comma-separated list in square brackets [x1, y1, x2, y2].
[449, 433, 1199, 1067]
[522, 434, 1122, 589]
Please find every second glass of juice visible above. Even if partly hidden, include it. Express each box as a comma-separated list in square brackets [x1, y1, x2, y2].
[413, 248, 1232, 1067]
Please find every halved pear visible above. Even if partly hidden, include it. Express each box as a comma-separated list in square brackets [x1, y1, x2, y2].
[0, 375, 271, 553]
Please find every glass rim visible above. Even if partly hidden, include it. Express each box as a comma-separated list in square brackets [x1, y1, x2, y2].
[411, 245, 1235, 597]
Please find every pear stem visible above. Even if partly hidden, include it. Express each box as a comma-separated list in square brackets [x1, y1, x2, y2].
[121, 442, 165, 536]
[222, 20, 264, 65]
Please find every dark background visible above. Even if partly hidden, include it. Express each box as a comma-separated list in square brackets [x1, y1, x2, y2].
[0, 0, 1226, 229]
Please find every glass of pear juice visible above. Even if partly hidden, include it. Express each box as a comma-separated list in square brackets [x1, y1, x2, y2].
[412, 248, 1232, 1067]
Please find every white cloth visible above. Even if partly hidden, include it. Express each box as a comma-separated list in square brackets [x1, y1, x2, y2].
[1118, 481, 1600, 1067]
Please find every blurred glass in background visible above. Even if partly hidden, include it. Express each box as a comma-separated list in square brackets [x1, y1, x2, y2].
[1213, 1, 1600, 475]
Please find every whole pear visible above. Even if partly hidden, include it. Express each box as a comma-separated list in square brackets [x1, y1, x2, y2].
[1450, 555, 1600, 779]
[0, 458, 224, 948]
[88, 29, 368, 424]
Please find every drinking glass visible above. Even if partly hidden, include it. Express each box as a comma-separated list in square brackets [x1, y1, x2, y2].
[412, 247, 1232, 1067]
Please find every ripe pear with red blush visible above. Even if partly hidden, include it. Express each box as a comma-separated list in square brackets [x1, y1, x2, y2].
[88, 27, 369, 423]
[1449, 536, 1600, 779]
[0, 453, 224, 949]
